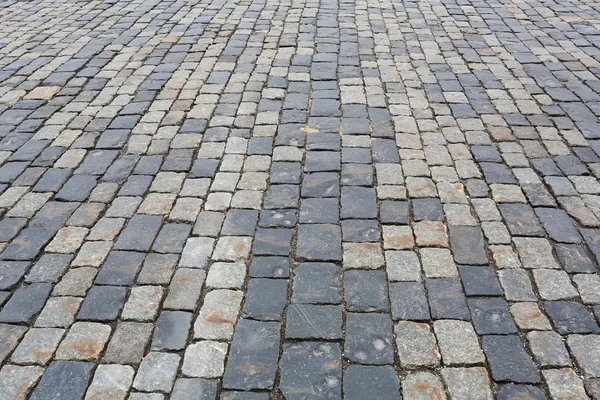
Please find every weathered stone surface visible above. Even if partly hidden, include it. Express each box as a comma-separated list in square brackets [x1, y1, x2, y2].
[223, 319, 280, 390]
[280, 342, 342, 399]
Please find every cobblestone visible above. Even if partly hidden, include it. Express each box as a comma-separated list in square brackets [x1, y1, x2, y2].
[1, 0, 600, 397]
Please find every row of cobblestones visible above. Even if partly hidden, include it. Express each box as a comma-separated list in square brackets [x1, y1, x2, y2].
[1, 0, 600, 398]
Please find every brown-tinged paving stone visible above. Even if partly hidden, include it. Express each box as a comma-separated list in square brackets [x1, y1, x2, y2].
[25, 86, 62, 100]
[413, 221, 448, 247]
[343, 242, 384, 269]
[122, 285, 163, 321]
[382, 226, 414, 250]
[402, 371, 447, 400]
[510, 302, 553, 330]
[34, 296, 82, 328]
[163, 269, 205, 311]
[194, 289, 243, 340]
[55, 321, 111, 360]
[0, 364, 44, 400]
[11, 328, 64, 365]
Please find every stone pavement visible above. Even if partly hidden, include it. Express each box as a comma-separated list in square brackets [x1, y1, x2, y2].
[1, 0, 600, 398]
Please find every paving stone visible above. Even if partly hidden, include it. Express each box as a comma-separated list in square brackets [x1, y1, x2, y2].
[85, 364, 134, 399]
[482, 335, 541, 383]
[35, 296, 82, 328]
[535, 207, 581, 243]
[182, 340, 228, 378]
[426, 278, 470, 320]
[249, 256, 290, 278]
[253, 228, 292, 256]
[163, 268, 205, 311]
[11, 327, 64, 365]
[223, 319, 280, 390]
[194, 289, 243, 340]
[510, 302, 552, 330]
[379, 200, 409, 224]
[573, 274, 600, 304]
[389, 281, 430, 321]
[344, 270, 389, 312]
[567, 335, 600, 377]
[498, 269, 537, 301]
[77, 285, 127, 321]
[291, 262, 342, 304]
[95, 250, 145, 286]
[172, 378, 218, 400]
[0, 261, 29, 289]
[413, 220, 449, 247]
[496, 384, 548, 400]
[297, 224, 342, 261]
[419, 248, 456, 278]
[206, 262, 246, 289]
[151, 311, 192, 350]
[341, 187, 377, 218]
[285, 304, 343, 340]
[513, 238, 561, 269]
[30, 361, 94, 400]
[459, 266, 502, 296]
[555, 244, 596, 273]
[527, 331, 571, 367]
[0, 323, 27, 363]
[469, 298, 517, 334]
[133, 352, 180, 393]
[395, 321, 440, 368]
[402, 371, 447, 400]
[55, 321, 111, 360]
[441, 367, 493, 400]
[180, 237, 214, 268]
[114, 214, 163, 251]
[242, 279, 288, 321]
[543, 368, 588, 400]
[434, 320, 485, 366]
[280, 342, 342, 399]
[103, 322, 153, 364]
[545, 301, 600, 334]
[0, 282, 51, 323]
[0, 365, 44, 400]
[449, 225, 488, 265]
[343, 365, 401, 400]
[212, 236, 252, 261]
[345, 313, 394, 365]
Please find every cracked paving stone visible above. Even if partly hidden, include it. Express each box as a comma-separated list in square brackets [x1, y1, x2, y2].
[285, 304, 343, 340]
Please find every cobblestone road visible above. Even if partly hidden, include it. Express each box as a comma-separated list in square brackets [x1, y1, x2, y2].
[1, 0, 600, 398]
